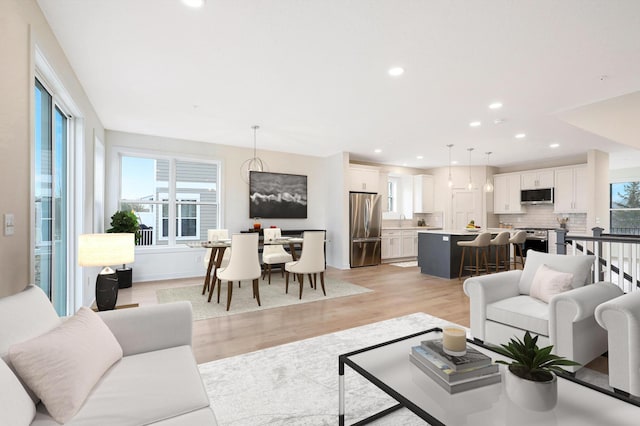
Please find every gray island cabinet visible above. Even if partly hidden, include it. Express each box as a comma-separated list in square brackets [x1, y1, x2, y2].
[417, 230, 484, 279]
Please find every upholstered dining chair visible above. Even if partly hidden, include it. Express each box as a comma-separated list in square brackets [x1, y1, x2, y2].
[262, 227, 293, 284]
[216, 233, 262, 311]
[203, 229, 231, 270]
[202, 229, 232, 295]
[285, 231, 326, 299]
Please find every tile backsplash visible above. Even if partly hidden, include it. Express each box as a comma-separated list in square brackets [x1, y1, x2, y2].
[498, 204, 586, 233]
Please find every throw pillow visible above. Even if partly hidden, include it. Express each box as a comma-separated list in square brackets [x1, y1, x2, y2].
[518, 250, 595, 295]
[8, 307, 123, 424]
[529, 264, 574, 303]
[0, 358, 35, 426]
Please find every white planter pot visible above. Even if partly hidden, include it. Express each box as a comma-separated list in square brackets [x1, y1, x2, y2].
[505, 369, 557, 411]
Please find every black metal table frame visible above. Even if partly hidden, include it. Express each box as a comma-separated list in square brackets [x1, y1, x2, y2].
[338, 327, 639, 426]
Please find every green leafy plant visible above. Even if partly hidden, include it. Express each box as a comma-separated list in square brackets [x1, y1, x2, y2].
[107, 210, 140, 243]
[491, 331, 580, 382]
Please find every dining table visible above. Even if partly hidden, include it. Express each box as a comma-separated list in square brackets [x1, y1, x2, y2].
[189, 237, 304, 303]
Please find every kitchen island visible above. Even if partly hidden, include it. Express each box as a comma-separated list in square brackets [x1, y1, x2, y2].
[417, 229, 512, 279]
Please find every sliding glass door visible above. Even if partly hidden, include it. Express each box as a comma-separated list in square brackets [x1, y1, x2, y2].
[34, 78, 68, 315]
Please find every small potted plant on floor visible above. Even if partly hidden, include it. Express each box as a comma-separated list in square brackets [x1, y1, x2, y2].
[491, 331, 580, 411]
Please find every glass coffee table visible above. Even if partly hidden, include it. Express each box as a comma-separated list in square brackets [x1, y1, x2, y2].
[338, 328, 640, 425]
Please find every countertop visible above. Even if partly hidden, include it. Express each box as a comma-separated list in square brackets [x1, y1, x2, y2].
[417, 228, 517, 236]
[382, 226, 442, 230]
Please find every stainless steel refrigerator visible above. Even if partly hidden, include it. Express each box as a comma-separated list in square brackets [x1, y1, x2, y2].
[350, 192, 382, 267]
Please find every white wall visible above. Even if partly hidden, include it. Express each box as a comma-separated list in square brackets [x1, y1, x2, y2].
[0, 0, 105, 300]
[105, 130, 344, 280]
[326, 152, 350, 269]
[588, 150, 610, 231]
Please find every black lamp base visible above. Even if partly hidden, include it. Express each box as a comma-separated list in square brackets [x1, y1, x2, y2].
[96, 273, 119, 311]
[116, 267, 133, 289]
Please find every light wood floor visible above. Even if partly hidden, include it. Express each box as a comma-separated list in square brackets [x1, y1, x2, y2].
[118, 263, 471, 364]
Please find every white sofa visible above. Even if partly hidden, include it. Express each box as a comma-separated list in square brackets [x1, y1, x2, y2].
[595, 290, 640, 397]
[463, 250, 623, 372]
[0, 285, 217, 425]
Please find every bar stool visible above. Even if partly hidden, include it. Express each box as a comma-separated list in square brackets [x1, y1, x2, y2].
[509, 230, 527, 269]
[457, 232, 491, 280]
[489, 231, 511, 272]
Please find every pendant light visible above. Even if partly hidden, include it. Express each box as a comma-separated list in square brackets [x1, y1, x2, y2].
[484, 152, 494, 193]
[446, 144, 454, 188]
[467, 148, 474, 190]
[241, 125, 266, 183]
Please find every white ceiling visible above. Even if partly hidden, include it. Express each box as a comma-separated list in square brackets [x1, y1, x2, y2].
[37, 0, 640, 169]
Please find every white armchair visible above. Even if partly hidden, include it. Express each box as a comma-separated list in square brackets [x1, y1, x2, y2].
[464, 250, 623, 372]
[595, 291, 640, 397]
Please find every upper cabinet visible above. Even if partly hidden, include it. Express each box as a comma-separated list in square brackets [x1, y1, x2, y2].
[413, 174, 434, 213]
[554, 165, 587, 213]
[521, 170, 554, 190]
[494, 173, 523, 214]
[349, 166, 380, 193]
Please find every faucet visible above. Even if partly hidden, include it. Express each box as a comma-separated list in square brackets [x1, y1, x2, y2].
[399, 213, 406, 227]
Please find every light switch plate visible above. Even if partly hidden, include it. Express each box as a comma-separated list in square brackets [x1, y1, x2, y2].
[4, 213, 15, 236]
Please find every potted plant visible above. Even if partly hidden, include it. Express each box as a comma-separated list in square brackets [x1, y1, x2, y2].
[107, 210, 140, 288]
[491, 331, 580, 411]
[107, 210, 141, 243]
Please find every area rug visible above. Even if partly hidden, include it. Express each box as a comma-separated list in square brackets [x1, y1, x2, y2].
[198, 312, 454, 425]
[198, 313, 616, 425]
[389, 260, 418, 268]
[156, 275, 372, 321]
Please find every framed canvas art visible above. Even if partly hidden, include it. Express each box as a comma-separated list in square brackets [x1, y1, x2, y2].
[249, 171, 307, 218]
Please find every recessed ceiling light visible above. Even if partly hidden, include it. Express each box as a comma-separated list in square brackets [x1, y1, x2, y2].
[549, 143, 560, 148]
[469, 121, 482, 127]
[416, 155, 424, 160]
[374, 149, 382, 153]
[515, 133, 526, 139]
[451, 160, 458, 165]
[489, 102, 503, 110]
[493, 119, 504, 125]
[182, 0, 205, 7]
[388, 67, 404, 77]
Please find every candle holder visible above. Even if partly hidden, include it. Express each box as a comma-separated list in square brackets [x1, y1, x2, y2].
[442, 326, 467, 356]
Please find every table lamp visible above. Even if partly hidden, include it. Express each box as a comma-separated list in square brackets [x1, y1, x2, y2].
[78, 233, 135, 311]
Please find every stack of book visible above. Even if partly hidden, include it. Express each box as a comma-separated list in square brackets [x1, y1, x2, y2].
[409, 338, 501, 394]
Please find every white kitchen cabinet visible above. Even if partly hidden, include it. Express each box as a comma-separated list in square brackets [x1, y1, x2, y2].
[349, 166, 380, 193]
[554, 165, 587, 213]
[381, 230, 402, 259]
[494, 173, 523, 214]
[401, 229, 418, 257]
[521, 170, 554, 189]
[413, 174, 434, 213]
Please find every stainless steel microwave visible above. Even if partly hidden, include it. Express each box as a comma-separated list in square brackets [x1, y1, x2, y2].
[521, 188, 554, 204]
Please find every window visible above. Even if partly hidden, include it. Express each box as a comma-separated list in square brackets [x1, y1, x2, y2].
[610, 181, 640, 235]
[387, 178, 398, 212]
[119, 156, 220, 245]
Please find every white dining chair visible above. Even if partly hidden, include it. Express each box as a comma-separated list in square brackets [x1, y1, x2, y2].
[203, 229, 231, 270]
[202, 229, 232, 295]
[262, 228, 293, 284]
[285, 231, 326, 299]
[216, 233, 262, 311]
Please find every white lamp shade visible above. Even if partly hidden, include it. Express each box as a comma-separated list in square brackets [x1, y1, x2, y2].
[78, 233, 135, 267]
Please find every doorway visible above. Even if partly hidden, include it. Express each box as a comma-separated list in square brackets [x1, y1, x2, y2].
[452, 190, 477, 229]
[34, 78, 69, 315]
